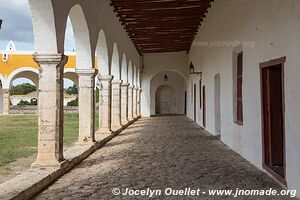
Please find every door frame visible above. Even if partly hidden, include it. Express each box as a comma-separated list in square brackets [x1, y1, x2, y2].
[259, 56, 286, 185]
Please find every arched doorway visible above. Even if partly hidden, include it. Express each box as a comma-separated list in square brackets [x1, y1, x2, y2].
[214, 74, 221, 136]
[150, 71, 186, 116]
[155, 85, 176, 115]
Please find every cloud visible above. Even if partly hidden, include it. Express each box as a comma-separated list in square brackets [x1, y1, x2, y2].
[0, 0, 75, 51]
[0, 0, 34, 46]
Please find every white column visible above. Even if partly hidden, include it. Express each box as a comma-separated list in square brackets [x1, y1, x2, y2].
[31, 54, 67, 168]
[121, 83, 129, 125]
[76, 69, 97, 144]
[111, 79, 123, 131]
[2, 89, 10, 115]
[133, 86, 138, 118]
[128, 85, 134, 121]
[97, 75, 113, 134]
[137, 88, 142, 117]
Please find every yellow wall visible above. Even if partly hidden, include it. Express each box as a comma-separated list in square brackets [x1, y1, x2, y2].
[0, 54, 77, 78]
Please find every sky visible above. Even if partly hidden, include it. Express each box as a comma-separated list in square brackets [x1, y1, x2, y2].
[0, 0, 75, 88]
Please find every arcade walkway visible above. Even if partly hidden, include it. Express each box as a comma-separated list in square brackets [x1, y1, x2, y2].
[35, 116, 293, 200]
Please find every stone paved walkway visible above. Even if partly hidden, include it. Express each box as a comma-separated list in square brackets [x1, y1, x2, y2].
[34, 116, 295, 200]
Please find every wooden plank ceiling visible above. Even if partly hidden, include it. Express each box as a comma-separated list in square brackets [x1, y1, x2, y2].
[111, 0, 214, 54]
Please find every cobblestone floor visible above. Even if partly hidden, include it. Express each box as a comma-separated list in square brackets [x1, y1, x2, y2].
[35, 116, 295, 200]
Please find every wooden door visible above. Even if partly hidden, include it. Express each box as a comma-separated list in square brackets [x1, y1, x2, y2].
[260, 57, 286, 184]
[184, 91, 187, 115]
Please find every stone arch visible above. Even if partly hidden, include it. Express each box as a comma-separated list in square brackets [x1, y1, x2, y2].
[128, 61, 133, 85]
[28, 0, 58, 53]
[7, 68, 39, 110]
[64, 68, 79, 88]
[7, 67, 39, 88]
[111, 43, 120, 80]
[214, 73, 221, 136]
[96, 30, 110, 75]
[150, 69, 188, 83]
[67, 4, 93, 69]
[155, 85, 177, 115]
[150, 71, 186, 115]
[121, 54, 128, 83]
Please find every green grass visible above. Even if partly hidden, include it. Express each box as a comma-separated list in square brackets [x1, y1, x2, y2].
[0, 113, 99, 167]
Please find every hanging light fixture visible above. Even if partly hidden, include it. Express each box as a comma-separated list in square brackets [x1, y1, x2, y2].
[189, 62, 202, 76]
[164, 74, 168, 81]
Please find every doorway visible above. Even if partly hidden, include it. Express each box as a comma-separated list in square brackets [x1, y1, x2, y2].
[214, 74, 221, 136]
[155, 85, 177, 115]
[260, 57, 286, 184]
[203, 85, 206, 128]
[184, 91, 187, 115]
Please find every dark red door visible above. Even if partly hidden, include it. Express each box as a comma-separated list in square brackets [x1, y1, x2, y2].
[184, 91, 187, 115]
[260, 57, 285, 184]
[203, 85, 206, 128]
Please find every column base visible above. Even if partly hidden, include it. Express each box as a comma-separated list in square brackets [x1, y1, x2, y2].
[31, 159, 67, 169]
[121, 119, 129, 126]
[76, 139, 95, 146]
[111, 125, 123, 132]
[96, 128, 112, 135]
[128, 117, 134, 122]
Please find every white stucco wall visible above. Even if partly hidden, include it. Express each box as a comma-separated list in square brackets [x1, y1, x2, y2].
[141, 52, 188, 117]
[187, 0, 300, 195]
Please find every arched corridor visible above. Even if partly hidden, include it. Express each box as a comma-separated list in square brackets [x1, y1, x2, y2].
[1, 0, 300, 199]
[34, 116, 293, 200]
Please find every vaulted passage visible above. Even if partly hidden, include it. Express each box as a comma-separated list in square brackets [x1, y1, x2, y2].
[34, 116, 291, 200]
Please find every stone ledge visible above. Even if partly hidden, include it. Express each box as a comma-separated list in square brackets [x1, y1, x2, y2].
[0, 117, 140, 200]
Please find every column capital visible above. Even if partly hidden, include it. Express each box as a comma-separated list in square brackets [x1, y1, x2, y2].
[33, 53, 68, 66]
[121, 82, 130, 87]
[98, 74, 114, 81]
[112, 79, 123, 85]
[76, 68, 98, 77]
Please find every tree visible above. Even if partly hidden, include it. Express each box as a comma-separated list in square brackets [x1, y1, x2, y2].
[66, 84, 78, 95]
[11, 83, 36, 95]
[67, 98, 78, 106]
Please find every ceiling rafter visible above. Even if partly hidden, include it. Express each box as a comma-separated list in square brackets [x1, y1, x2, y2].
[110, 0, 214, 54]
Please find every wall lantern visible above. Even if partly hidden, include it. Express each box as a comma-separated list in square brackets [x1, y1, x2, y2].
[164, 74, 168, 81]
[189, 62, 202, 76]
[0, 19, 2, 30]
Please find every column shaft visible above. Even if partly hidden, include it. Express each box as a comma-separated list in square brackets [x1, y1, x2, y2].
[77, 69, 97, 144]
[133, 87, 138, 118]
[31, 54, 67, 168]
[121, 83, 129, 125]
[2, 89, 10, 115]
[111, 80, 122, 131]
[98, 75, 113, 134]
[128, 86, 134, 121]
[137, 88, 142, 117]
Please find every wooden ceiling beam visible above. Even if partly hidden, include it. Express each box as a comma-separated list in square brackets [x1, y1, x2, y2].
[110, 0, 213, 54]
